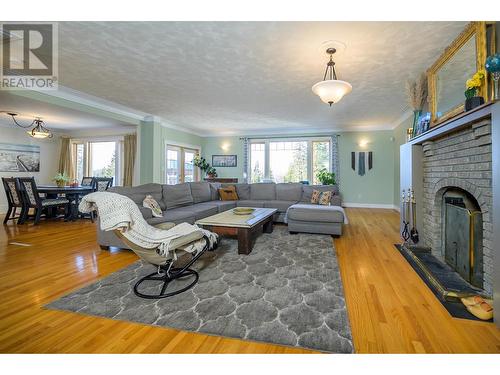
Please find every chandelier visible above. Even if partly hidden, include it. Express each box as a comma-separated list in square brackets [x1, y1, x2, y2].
[312, 47, 352, 106]
[7, 113, 53, 139]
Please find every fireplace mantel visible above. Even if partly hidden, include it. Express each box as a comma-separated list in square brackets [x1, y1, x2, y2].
[408, 101, 498, 145]
[399, 100, 500, 327]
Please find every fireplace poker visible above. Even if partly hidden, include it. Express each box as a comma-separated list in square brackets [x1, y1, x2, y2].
[410, 189, 419, 244]
[401, 189, 410, 243]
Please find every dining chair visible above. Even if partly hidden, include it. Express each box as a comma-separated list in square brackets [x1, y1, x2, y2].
[17, 177, 70, 224]
[2, 177, 23, 224]
[93, 177, 113, 191]
[81, 176, 95, 189]
[79, 176, 96, 221]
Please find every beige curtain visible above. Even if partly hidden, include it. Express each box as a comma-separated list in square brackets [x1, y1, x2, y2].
[123, 133, 137, 186]
[58, 137, 75, 180]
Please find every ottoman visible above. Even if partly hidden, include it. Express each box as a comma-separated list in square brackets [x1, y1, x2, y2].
[286, 204, 346, 236]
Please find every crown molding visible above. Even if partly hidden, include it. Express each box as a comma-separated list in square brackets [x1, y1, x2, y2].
[10, 85, 149, 125]
[202, 124, 395, 137]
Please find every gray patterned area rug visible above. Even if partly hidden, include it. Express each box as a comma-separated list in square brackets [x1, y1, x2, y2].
[47, 226, 353, 353]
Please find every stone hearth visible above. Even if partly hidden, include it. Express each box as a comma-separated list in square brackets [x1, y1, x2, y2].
[420, 118, 493, 295]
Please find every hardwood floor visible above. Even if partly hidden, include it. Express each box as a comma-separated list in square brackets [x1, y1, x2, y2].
[0, 208, 498, 353]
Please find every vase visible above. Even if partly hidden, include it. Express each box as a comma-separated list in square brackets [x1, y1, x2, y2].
[56, 181, 65, 188]
[465, 96, 484, 111]
[493, 72, 500, 101]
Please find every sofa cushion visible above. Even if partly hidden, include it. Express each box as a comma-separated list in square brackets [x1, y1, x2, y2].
[110, 183, 166, 210]
[236, 200, 266, 208]
[222, 183, 250, 200]
[189, 205, 218, 220]
[287, 204, 344, 223]
[263, 200, 297, 213]
[234, 184, 250, 200]
[219, 186, 239, 201]
[301, 185, 339, 205]
[318, 191, 333, 205]
[250, 183, 276, 200]
[162, 183, 193, 209]
[195, 201, 237, 213]
[138, 205, 153, 220]
[147, 208, 195, 225]
[189, 182, 212, 203]
[209, 182, 221, 200]
[276, 183, 303, 201]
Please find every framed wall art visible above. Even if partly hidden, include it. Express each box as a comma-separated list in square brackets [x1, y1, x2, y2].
[212, 154, 237, 167]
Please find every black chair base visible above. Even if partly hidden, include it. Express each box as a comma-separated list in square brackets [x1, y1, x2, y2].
[133, 267, 199, 299]
[132, 235, 215, 299]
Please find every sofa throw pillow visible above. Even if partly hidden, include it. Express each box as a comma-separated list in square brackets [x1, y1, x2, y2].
[310, 189, 321, 204]
[318, 191, 333, 206]
[219, 186, 239, 201]
[143, 195, 163, 218]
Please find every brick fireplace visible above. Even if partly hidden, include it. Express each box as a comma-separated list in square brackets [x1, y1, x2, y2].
[400, 101, 500, 327]
[420, 118, 493, 294]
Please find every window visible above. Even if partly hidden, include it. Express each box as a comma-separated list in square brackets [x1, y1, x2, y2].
[270, 141, 308, 183]
[71, 139, 123, 185]
[165, 143, 200, 185]
[249, 138, 331, 184]
[90, 142, 116, 179]
[312, 141, 331, 185]
[73, 143, 85, 182]
[250, 143, 265, 183]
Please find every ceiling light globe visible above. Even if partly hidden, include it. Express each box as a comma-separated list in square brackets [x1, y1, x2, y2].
[312, 79, 352, 106]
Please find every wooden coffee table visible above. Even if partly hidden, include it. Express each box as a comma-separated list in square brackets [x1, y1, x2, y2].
[196, 207, 277, 255]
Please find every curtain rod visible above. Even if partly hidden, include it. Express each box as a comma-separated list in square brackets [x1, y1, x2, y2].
[239, 134, 341, 140]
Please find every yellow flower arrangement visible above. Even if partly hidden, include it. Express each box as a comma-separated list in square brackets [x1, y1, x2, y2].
[465, 70, 485, 98]
[466, 78, 481, 89]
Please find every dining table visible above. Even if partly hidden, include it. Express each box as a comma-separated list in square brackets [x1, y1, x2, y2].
[37, 185, 94, 221]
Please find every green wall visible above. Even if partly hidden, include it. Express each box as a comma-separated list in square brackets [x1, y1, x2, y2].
[202, 131, 399, 206]
[202, 136, 244, 179]
[139, 120, 203, 184]
[139, 125, 410, 207]
[338, 131, 395, 205]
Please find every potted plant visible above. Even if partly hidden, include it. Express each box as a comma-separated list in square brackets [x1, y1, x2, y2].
[53, 173, 70, 187]
[193, 155, 209, 172]
[465, 70, 485, 111]
[206, 166, 218, 179]
[316, 168, 336, 185]
[194, 155, 218, 179]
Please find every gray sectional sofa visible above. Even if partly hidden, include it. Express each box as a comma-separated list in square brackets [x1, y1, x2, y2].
[98, 181, 344, 249]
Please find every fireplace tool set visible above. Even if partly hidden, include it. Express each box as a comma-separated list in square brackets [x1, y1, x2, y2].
[401, 188, 419, 245]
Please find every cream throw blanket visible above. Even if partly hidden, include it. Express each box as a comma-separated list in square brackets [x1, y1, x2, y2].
[79, 192, 218, 258]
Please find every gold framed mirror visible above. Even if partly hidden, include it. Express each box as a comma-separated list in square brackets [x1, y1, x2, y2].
[427, 22, 488, 126]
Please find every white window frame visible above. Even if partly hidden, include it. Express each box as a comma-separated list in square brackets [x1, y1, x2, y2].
[248, 137, 332, 183]
[163, 140, 201, 184]
[70, 136, 124, 186]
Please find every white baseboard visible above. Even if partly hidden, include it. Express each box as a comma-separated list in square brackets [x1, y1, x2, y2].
[343, 202, 399, 210]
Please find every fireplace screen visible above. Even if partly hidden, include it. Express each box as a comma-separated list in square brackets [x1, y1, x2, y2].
[444, 198, 483, 289]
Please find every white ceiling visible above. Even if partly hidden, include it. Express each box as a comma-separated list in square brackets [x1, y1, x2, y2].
[11, 22, 470, 136]
[0, 91, 132, 131]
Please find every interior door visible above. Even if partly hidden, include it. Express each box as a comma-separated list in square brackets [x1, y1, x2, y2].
[166, 145, 199, 184]
[183, 148, 197, 182]
[166, 145, 181, 185]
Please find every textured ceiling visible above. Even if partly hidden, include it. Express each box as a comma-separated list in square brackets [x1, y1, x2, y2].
[0, 91, 131, 130]
[57, 21, 468, 135]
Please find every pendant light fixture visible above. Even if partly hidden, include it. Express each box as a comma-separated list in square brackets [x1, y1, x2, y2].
[312, 47, 352, 106]
[7, 113, 53, 139]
